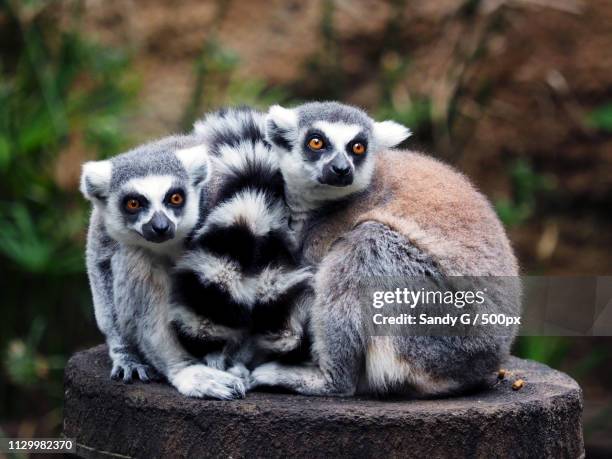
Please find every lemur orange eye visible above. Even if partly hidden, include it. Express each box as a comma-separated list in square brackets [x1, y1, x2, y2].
[308, 137, 324, 150]
[125, 199, 140, 211]
[169, 193, 184, 206]
[352, 142, 366, 155]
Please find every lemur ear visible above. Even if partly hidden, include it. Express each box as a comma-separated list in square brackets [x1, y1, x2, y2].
[373, 120, 412, 149]
[80, 160, 112, 202]
[176, 144, 211, 186]
[265, 105, 298, 151]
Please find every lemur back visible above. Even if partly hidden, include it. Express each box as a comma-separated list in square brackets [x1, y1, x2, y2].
[170, 108, 312, 371]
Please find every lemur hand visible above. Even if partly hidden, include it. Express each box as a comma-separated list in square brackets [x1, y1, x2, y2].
[110, 351, 160, 384]
[255, 330, 302, 354]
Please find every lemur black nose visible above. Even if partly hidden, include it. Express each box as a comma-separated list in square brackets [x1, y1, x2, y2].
[331, 165, 351, 177]
[151, 212, 170, 234]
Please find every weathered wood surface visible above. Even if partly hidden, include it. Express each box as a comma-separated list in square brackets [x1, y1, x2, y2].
[64, 345, 584, 459]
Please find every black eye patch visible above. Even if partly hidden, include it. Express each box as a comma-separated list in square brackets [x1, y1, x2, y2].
[303, 129, 332, 160]
[120, 193, 149, 221]
[164, 187, 186, 204]
[164, 187, 186, 216]
[346, 135, 369, 163]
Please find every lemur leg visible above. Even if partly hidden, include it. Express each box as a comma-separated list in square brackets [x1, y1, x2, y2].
[88, 249, 156, 383]
[255, 266, 313, 305]
[138, 315, 246, 400]
[86, 216, 155, 383]
[253, 278, 315, 357]
[94, 283, 154, 383]
[107, 338, 160, 383]
[170, 305, 245, 344]
[114, 249, 247, 399]
[170, 305, 250, 379]
[253, 222, 507, 397]
[249, 279, 363, 395]
[251, 221, 446, 396]
[251, 228, 376, 396]
[138, 302, 247, 399]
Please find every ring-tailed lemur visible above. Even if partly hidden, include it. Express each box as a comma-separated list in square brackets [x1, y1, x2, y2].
[249, 101, 521, 397]
[169, 107, 313, 377]
[81, 135, 247, 399]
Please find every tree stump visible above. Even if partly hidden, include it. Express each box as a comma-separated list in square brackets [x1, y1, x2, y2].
[63, 345, 584, 458]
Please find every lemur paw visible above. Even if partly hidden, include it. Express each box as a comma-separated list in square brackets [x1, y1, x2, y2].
[172, 364, 246, 400]
[110, 354, 160, 384]
[249, 362, 284, 389]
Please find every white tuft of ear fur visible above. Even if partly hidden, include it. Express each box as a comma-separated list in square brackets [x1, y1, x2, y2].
[267, 105, 297, 129]
[373, 120, 412, 149]
[265, 105, 298, 150]
[80, 160, 112, 202]
[175, 144, 212, 186]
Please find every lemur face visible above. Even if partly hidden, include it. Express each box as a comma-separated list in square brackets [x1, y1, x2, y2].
[265, 102, 411, 205]
[80, 141, 211, 254]
[301, 121, 369, 187]
[107, 174, 196, 246]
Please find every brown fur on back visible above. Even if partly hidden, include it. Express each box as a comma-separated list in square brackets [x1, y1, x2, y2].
[303, 149, 518, 276]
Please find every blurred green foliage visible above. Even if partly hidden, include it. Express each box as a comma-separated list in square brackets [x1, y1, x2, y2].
[495, 159, 555, 228]
[494, 162, 569, 369]
[180, 39, 241, 131]
[179, 0, 286, 131]
[587, 104, 612, 132]
[514, 336, 571, 369]
[0, 0, 137, 426]
[494, 158, 606, 393]
[298, 0, 345, 100]
[180, 39, 286, 131]
[5, 318, 64, 389]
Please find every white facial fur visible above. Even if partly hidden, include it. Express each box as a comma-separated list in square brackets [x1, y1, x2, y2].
[313, 121, 363, 176]
[103, 174, 200, 256]
[265, 105, 411, 212]
[282, 122, 376, 210]
[81, 143, 211, 257]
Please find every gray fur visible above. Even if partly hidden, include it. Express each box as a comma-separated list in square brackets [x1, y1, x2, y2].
[82, 134, 246, 399]
[111, 247, 245, 399]
[250, 102, 517, 398]
[252, 222, 511, 396]
[296, 101, 373, 131]
[109, 136, 190, 188]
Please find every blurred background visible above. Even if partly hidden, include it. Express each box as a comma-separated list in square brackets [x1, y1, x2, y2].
[0, 0, 610, 455]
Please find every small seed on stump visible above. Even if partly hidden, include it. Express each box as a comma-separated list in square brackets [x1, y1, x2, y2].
[498, 369, 507, 380]
[512, 379, 525, 391]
